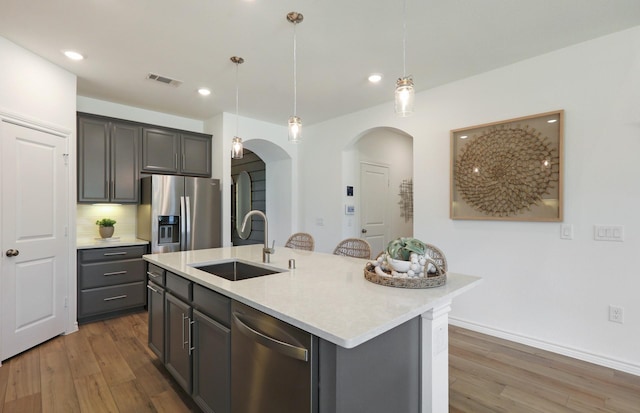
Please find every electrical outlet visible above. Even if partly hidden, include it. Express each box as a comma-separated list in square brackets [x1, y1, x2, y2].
[609, 305, 624, 324]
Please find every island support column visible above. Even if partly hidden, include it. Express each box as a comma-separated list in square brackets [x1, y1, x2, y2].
[420, 299, 452, 413]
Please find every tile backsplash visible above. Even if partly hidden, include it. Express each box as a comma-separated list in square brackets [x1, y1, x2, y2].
[77, 204, 137, 239]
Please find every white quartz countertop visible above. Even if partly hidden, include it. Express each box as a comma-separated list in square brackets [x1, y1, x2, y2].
[77, 237, 149, 249]
[144, 244, 482, 349]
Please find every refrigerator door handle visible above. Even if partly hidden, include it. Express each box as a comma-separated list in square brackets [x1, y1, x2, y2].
[180, 196, 186, 250]
[185, 196, 192, 251]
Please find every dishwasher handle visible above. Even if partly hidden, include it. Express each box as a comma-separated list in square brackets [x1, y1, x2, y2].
[232, 312, 308, 362]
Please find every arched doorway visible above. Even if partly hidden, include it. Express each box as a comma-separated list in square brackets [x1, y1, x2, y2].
[231, 139, 294, 247]
[342, 127, 413, 257]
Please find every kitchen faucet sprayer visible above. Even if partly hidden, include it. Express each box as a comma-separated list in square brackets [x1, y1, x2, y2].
[240, 210, 275, 263]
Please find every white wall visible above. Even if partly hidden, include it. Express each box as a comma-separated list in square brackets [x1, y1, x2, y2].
[301, 27, 640, 375]
[77, 96, 204, 132]
[0, 36, 77, 333]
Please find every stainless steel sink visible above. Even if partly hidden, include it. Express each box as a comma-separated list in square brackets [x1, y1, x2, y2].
[190, 260, 285, 281]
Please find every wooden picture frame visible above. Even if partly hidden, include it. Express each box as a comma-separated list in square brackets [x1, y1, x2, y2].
[450, 110, 563, 221]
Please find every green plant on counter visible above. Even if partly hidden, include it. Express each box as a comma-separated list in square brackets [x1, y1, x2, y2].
[95, 218, 116, 227]
[386, 237, 426, 261]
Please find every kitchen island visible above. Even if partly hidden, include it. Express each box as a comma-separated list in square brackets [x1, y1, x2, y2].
[144, 244, 481, 413]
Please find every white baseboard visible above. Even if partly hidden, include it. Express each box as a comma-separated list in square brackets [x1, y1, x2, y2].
[449, 317, 640, 377]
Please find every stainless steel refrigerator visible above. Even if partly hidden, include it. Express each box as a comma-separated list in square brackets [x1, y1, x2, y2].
[137, 175, 221, 253]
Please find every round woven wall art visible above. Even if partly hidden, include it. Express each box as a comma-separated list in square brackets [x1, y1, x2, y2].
[454, 124, 559, 217]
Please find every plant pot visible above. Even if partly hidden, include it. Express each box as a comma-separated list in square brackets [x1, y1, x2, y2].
[387, 257, 412, 273]
[99, 226, 114, 238]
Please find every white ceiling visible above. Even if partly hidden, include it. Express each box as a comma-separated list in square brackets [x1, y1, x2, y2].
[2, 0, 640, 126]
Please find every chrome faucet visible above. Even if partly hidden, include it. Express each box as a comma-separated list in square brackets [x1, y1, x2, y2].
[241, 210, 275, 263]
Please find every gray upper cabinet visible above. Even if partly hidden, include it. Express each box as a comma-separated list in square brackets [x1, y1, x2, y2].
[141, 128, 180, 174]
[180, 133, 211, 177]
[78, 114, 140, 203]
[142, 128, 211, 177]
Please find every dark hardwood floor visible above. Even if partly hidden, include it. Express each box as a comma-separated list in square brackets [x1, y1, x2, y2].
[0, 312, 638, 412]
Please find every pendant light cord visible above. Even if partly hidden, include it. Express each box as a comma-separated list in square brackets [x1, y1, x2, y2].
[293, 22, 298, 117]
[402, 0, 407, 78]
[235, 62, 240, 137]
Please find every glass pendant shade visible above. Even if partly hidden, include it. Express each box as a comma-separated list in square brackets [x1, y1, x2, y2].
[231, 136, 244, 159]
[288, 116, 302, 143]
[394, 77, 415, 117]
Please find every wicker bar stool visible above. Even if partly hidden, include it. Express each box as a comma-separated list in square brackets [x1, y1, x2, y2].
[333, 238, 371, 259]
[284, 232, 315, 251]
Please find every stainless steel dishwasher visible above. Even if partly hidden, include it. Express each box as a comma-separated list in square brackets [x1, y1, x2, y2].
[231, 301, 317, 413]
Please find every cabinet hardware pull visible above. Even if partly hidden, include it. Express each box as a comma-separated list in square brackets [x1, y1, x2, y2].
[182, 313, 188, 349]
[147, 271, 161, 278]
[103, 271, 127, 276]
[188, 318, 195, 355]
[103, 252, 127, 256]
[146, 284, 159, 293]
[103, 295, 127, 301]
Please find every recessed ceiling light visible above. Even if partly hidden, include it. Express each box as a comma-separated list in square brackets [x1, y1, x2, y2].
[368, 73, 382, 83]
[198, 88, 211, 96]
[63, 50, 84, 61]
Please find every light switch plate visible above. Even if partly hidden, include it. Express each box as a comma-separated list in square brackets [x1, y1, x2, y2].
[594, 225, 624, 242]
[560, 224, 573, 240]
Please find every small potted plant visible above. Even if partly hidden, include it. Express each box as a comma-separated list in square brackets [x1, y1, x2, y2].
[96, 218, 116, 239]
[385, 237, 427, 272]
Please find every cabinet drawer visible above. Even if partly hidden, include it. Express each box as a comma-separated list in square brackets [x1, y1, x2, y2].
[78, 282, 145, 317]
[79, 245, 147, 263]
[79, 259, 145, 289]
[193, 284, 230, 327]
[166, 271, 192, 302]
[147, 263, 166, 286]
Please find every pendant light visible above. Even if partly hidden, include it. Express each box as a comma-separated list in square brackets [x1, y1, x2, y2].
[395, 0, 414, 117]
[287, 11, 303, 143]
[231, 56, 245, 159]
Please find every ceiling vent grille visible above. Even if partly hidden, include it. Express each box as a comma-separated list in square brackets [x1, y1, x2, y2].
[146, 73, 183, 87]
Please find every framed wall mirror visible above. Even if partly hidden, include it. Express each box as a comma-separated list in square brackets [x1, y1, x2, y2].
[235, 171, 252, 238]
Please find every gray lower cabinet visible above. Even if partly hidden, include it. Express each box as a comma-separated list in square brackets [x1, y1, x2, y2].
[147, 263, 166, 361]
[165, 292, 192, 392]
[77, 114, 140, 203]
[141, 128, 211, 176]
[152, 270, 230, 413]
[77, 245, 147, 323]
[192, 309, 231, 413]
[149, 267, 418, 413]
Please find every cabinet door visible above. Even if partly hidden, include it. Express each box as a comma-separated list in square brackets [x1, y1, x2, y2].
[192, 309, 230, 413]
[110, 122, 140, 203]
[165, 293, 192, 393]
[147, 282, 165, 362]
[180, 133, 211, 177]
[141, 128, 179, 174]
[78, 116, 109, 202]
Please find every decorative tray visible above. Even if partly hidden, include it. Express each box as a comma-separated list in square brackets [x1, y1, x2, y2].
[364, 263, 446, 289]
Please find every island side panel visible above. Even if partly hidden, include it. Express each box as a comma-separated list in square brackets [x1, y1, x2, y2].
[421, 300, 452, 413]
[319, 316, 420, 413]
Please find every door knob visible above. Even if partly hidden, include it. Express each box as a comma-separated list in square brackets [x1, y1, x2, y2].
[5, 249, 19, 257]
[361, 229, 367, 234]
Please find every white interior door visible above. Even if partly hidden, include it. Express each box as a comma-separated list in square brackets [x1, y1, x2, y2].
[360, 163, 389, 258]
[1, 120, 68, 361]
